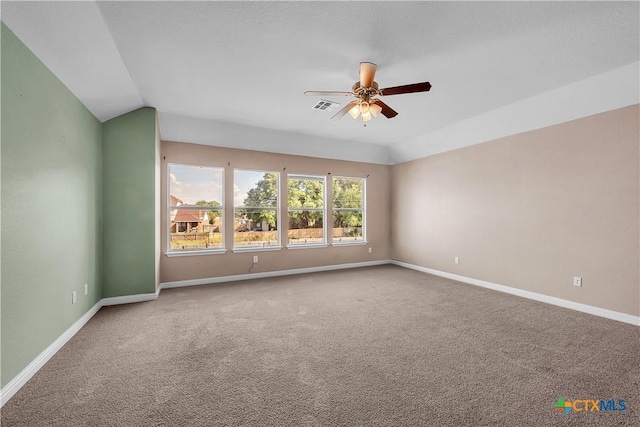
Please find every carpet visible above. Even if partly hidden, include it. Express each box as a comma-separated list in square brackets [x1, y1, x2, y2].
[2, 265, 638, 426]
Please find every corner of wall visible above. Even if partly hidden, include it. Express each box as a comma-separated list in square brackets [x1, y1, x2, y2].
[102, 106, 158, 297]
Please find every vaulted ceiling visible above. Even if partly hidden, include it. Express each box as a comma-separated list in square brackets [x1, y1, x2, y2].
[2, 1, 638, 164]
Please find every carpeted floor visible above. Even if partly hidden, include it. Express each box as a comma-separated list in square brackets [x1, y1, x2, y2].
[2, 265, 639, 426]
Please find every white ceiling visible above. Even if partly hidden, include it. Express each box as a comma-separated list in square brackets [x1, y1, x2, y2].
[2, 1, 639, 164]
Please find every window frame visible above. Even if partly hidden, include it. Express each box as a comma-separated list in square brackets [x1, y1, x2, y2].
[331, 175, 367, 246]
[166, 163, 226, 257]
[286, 173, 328, 249]
[232, 168, 282, 253]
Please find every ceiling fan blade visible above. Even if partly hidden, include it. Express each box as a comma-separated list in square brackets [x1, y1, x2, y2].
[380, 81, 432, 96]
[304, 91, 353, 97]
[371, 99, 398, 118]
[331, 100, 358, 121]
[359, 62, 377, 88]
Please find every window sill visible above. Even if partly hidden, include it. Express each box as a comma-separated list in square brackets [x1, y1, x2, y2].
[232, 246, 282, 253]
[286, 243, 328, 250]
[331, 241, 368, 247]
[165, 249, 227, 257]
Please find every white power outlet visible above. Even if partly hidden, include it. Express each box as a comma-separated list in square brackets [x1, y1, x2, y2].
[368, 247, 372, 254]
[455, 257, 460, 265]
[84, 283, 88, 295]
[573, 276, 582, 287]
[72, 291, 77, 304]
[253, 255, 259, 264]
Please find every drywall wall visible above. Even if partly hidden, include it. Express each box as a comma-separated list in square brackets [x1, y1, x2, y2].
[155, 114, 161, 289]
[391, 104, 640, 316]
[160, 142, 391, 283]
[102, 108, 158, 297]
[1, 23, 103, 387]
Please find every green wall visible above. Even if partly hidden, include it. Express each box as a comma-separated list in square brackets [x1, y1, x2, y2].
[102, 108, 158, 297]
[1, 23, 159, 389]
[1, 23, 103, 387]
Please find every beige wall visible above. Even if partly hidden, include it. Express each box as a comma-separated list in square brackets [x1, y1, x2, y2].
[391, 104, 640, 316]
[161, 141, 391, 283]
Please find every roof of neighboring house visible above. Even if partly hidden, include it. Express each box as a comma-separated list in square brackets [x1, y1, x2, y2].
[174, 208, 205, 223]
[170, 195, 183, 206]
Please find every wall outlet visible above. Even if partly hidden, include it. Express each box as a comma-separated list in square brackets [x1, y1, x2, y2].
[455, 256, 460, 265]
[253, 255, 259, 264]
[72, 291, 77, 304]
[368, 247, 372, 254]
[573, 276, 582, 287]
[84, 283, 88, 295]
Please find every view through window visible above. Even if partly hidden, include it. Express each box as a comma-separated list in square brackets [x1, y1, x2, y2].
[332, 176, 365, 243]
[288, 175, 325, 245]
[168, 164, 224, 251]
[234, 169, 280, 249]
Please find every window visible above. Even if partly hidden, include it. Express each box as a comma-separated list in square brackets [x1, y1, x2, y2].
[234, 169, 280, 249]
[332, 176, 365, 244]
[287, 175, 325, 246]
[168, 164, 224, 253]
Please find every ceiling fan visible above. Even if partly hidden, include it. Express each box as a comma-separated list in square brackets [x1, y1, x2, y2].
[304, 62, 431, 126]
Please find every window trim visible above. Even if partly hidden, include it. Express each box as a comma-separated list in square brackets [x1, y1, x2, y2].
[286, 173, 327, 248]
[166, 163, 225, 256]
[331, 175, 366, 245]
[233, 168, 281, 250]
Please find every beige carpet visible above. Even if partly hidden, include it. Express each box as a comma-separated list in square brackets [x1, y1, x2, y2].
[2, 265, 639, 426]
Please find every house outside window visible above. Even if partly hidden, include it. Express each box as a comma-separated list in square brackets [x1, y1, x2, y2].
[287, 174, 326, 246]
[233, 169, 280, 250]
[168, 164, 224, 253]
[332, 176, 365, 244]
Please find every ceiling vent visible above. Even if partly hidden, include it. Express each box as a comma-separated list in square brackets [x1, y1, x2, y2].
[312, 100, 340, 112]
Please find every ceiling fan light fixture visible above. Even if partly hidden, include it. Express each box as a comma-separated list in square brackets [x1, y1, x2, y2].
[348, 105, 360, 119]
[358, 101, 370, 114]
[369, 103, 382, 117]
[361, 111, 372, 122]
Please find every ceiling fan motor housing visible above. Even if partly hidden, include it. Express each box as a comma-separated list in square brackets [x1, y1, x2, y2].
[352, 81, 380, 103]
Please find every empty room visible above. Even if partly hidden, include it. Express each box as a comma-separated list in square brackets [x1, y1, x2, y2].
[1, 1, 639, 426]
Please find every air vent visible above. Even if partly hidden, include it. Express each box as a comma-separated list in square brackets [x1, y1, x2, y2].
[312, 100, 340, 112]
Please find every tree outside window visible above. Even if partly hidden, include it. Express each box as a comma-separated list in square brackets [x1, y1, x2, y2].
[234, 170, 280, 248]
[332, 176, 365, 243]
[288, 175, 325, 245]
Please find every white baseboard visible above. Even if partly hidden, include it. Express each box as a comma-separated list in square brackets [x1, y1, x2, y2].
[391, 260, 640, 326]
[160, 259, 391, 289]
[101, 288, 160, 306]
[0, 301, 102, 407]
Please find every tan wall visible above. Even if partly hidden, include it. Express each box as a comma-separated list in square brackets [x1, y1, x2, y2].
[391, 104, 640, 316]
[161, 142, 391, 283]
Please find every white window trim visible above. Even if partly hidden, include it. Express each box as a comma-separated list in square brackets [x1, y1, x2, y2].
[233, 169, 281, 250]
[286, 174, 327, 248]
[231, 246, 282, 253]
[331, 241, 368, 247]
[165, 249, 227, 257]
[167, 163, 225, 256]
[287, 243, 329, 250]
[331, 175, 366, 246]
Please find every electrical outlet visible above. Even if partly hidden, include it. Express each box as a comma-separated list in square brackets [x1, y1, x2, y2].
[573, 276, 582, 287]
[72, 291, 77, 304]
[84, 283, 88, 295]
[455, 257, 460, 265]
[368, 247, 372, 254]
[253, 255, 259, 264]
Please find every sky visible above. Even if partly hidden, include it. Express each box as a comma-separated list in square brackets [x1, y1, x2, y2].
[169, 164, 223, 205]
[234, 169, 277, 207]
